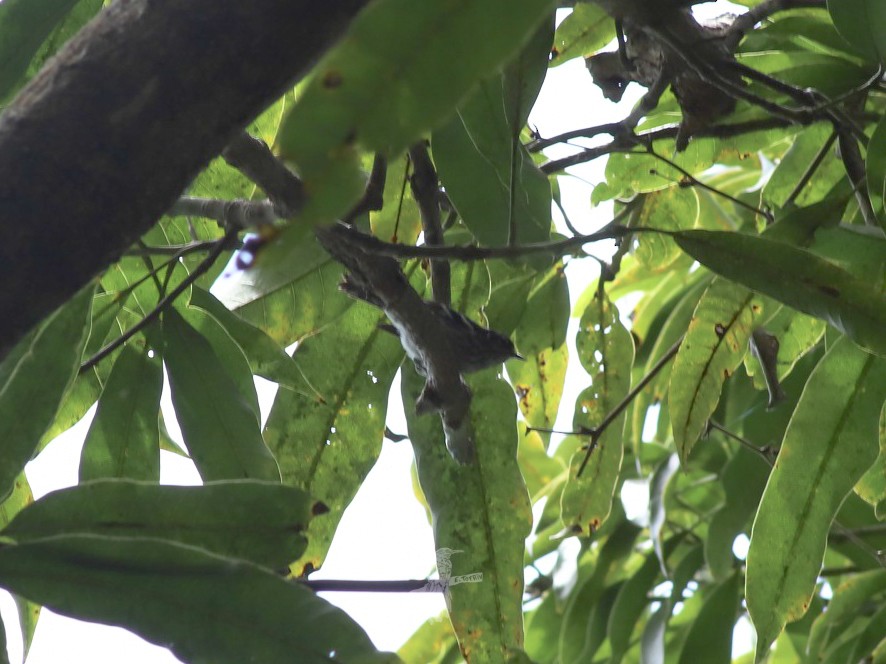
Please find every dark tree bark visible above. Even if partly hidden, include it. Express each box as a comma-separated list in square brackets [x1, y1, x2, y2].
[0, 0, 370, 361]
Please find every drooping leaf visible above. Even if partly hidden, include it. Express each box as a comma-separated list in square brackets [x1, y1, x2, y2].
[162, 309, 279, 482]
[432, 86, 552, 252]
[79, 343, 162, 482]
[705, 446, 770, 580]
[177, 305, 260, 419]
[806, 569, 886, 661]
[669, 278, 763, 462]
[561, 288, 634, 533]
[746, 337, 886, 660]
[0, 474, 38, 659]
[402, 366, 532, 662]
[0, 283, 93, 498]
[0, 534, 396, 664]
[2, 479, 310, 570]
[515, 262, 569, 354]
[676, 572, 742, 664]
[189, 287, 307, 390]
[278, 0, 557, 220]
[263, 302, 403, 574]
[558, 519, 642, 663]
[508, 345, 568, 448]
[607, 536, 684, 664]
[855, 403, 886, 516]
[673, 229, 886, 357]
[866, 114, 886, 227]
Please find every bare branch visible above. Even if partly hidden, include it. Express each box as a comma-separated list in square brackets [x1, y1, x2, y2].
[222, 131, 307, 217]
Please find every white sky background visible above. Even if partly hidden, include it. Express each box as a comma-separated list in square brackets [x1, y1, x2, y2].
[7, 3, 752, 662]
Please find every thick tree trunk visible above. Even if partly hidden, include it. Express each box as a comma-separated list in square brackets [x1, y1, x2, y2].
[0, 0, 369, 360]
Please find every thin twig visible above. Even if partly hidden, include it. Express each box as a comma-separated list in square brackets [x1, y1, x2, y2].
[575, 335, 684, 477]
[125, 240, 222, 257]
[784, 130, 837, 207]
[343, 153, 387, 224]
[540, 117, 815, 173]
[708, 421, 777, 464]
[298, 578, 440, 593]
[708, 420, 886, 568]
[80, 229, 238, 373]
[341, 208, 636, 263]
[643, 146, 773, 221]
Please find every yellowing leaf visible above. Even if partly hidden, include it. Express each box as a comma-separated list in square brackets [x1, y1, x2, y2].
[746, 337, 886, 660]
[669, 278, 762, 462]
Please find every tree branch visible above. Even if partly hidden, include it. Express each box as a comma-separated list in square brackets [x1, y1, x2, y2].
[0, 0, 370, 362]
[221, 131, 307, 217]
[408, 142, 451, 306]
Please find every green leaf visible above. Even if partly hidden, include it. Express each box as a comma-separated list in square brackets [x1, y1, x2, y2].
[162, 309, 280, 482]
[504, 14, 555, 132]
[607, 536, 683, 664]
[763, 124, 836, 208]
[673, 229, 886, 357]
[561, 288, 634, 533]
[866, 114, 886, 228]
[263, 302, 403, 574]
[558, 519, 642, 663]
[676, 572, 741, 664]
[189, 287, 307, 390]
[631, 187, 700, 270]
[79, 344, 162, 482]
[855, 403, 886, 515]
[2, 479, 310, 570]
[402, 367, 532, 663]
[0, 474, 39, 659]
[216, 224, 332, 309]
[0, 0, 80, 101]
[0, 283, 93, 498]
[669, 278, 763, 462]
[178, 305, 260, 419]
[515, 263, 569, 354]
[508, 345, 567, 448]
[807, 569, 886, 661]
[432, 85, 552, 251]
[549, 3, 613, 67]
[828, 0, 886, 64]
[397, 613, 456, 664]
[746, 337, 886, 660]
[0, 534, 395, 664]
[705, 446, 770, 580]
[278, 0, 556, 219]
[369, 152, 422, 246]
[239, 266, 352, 347]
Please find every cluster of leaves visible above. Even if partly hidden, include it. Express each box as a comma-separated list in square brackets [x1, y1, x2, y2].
[1, 0, 886, 663]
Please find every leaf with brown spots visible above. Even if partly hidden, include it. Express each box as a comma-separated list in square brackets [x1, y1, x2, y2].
[669, 278, 764, 462]
[561, 289, 634, 531]
[747, 338, 886, 660]
[673, 229, 886, 358]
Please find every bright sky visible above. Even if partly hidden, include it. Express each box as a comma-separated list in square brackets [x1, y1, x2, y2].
[9, 3, 752, 662]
